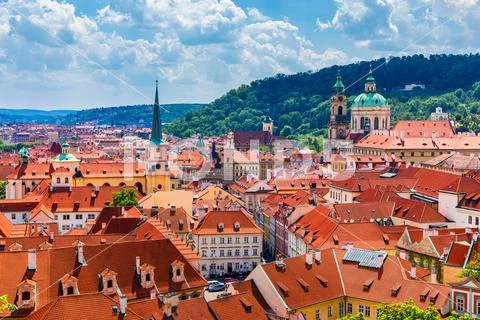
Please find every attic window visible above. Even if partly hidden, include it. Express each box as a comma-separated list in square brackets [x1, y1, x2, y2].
[333, 234, 339, 244]
[391, 283, 401, 297]
[240, 297, 253, 313]
[316, 275, 328, 287]
[382, 234, 390, 244]
[363, 278, 374, 291]
[429, 290, 439, 303]
[217, 222, 224, 232]
[86, 169, 90, 174]
[277, 281, 289, 296]
[420, 288, 430, 302]
[297, 278, 309, 292]
[233, 221, 240, 232]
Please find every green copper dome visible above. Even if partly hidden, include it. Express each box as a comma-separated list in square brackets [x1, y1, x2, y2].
[54, 153, 79, 162]
[333, 71, 345, 93]
[19, 146, 29, 159]
[352, 92, 387, 107]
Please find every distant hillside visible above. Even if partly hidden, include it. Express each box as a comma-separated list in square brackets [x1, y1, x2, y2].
[60, 104, 206, 126]
[0, 109, 74, 124]
[166, 54, 480, 137]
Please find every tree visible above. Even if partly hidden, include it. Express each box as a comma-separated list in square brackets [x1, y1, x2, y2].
[462, 253, 480, 281]
[339, 301, 474, 320]
[280, 125, 292, 137]
[0, 294, 15, 312]
[112, 188, 138, 207]
[0, 181, 5, 200]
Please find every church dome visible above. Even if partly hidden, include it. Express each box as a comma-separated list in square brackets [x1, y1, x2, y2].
[352, 92, 387, 107]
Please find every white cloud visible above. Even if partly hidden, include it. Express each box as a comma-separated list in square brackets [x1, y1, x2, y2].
[96, 5, 130, 25]
[315, 18, 331, 30]
[0, 0, 350, 108]
[328, 0, 480, 53]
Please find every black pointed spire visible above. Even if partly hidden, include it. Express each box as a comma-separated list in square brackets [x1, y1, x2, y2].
[151, 80, 163, 144]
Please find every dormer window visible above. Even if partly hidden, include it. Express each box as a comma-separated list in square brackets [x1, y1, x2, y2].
[233, 222, 240, 232]
[60, 274, 79, 296]
[9, 242, 23, 252]
[100, 268, 118, 295]
[16, 279, 36, 309]
[171, 260, 185, 283]
[217, 222, 224, 232]
[139, 264, 156, 289]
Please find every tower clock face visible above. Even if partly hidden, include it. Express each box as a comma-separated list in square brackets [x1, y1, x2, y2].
[338, 128, 346, 139]
[338, 96, 344, 102]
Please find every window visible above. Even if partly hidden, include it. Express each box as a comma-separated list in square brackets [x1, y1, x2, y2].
[365, 306, 370, 317]
[235, 237, 240, 244]
[87, 214, 95, 220]
[220, 237, 225, 244]
[211, 238, 216, 244]
[65, 177, 69, 183]
[227, 237, 232, 244]
[107, 279, 113, 288]
[339, 302, 345, 317]
[469, 216, 473, 224]
[211, 250, 216, 257]
[56, 177, 61, 183]
[22, 291, 31, 300]
[201, 238, 207, 245]
[244, 237, 249, 243]
[202, 250, 207, 257]
[359, 305, 364, 314]
[476, 300, 480, 315]
[62, 225, 69, 231]
[235, 249, 240, 256]
[54, 215, 58, 220]
[253, 236, 258, 243]
[328, 306, 332, 317]
[67, 286, 74, 295]
[145, 273, 151, 282]
[253, 249, 258, 256]
[11, 213, 16, 220]
[220, 250, 224, 257]
[244, 249, 248, 256]
[63, 215, 70, 220]
[456, 295, 465, 312]
[315, 309, 321, 320]
[75, 214, 83, 220]
[227, 249, 232, 257]
[347, 303, 352, 314]
[476, 217, 479, 226]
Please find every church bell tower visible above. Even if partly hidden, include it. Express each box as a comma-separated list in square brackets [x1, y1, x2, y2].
[328, 71, 348, 140]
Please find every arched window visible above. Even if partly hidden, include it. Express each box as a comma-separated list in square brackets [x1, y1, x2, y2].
[374, 117, 379, 130]
[338, 105, 343, 115]
[360, 117, 365, 129]
[56, 177, 61, 183]
[65, 177, 69, 183]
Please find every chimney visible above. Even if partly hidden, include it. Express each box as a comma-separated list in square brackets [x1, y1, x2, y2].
[77, 243, 86, 265]
[121, 206, 126, 216]
[170, 205, 176, 215]
[314, 249, 321, 264]
[119, 294, 127, 315]
[305, 251, 313, 267]
[150, 289, 156, 300]
[28, 249, 37, 270]
[377, 254, 384, 268]
[411, 263, 417, 279]
[474, 232, 479, 242]
[136, 256, 141, 274]
[49, 232, 54, 242]
[101, 222, 106, 230]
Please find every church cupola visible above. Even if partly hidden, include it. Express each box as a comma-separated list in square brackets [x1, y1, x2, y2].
[333, 70, 345, 94]
[262, 116, 273, 134]
[61, 142, 69, 154]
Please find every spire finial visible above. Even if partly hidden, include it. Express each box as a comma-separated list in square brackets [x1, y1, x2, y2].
[369, 64, 372, 74]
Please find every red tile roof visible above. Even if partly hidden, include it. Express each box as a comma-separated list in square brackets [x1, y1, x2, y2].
[193, 211, 262, 235]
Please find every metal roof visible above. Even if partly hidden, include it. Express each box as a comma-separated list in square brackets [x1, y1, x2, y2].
[342, 248, 387, 269]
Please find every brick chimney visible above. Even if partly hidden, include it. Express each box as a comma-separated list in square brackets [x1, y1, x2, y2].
[28, 249, 36, 270]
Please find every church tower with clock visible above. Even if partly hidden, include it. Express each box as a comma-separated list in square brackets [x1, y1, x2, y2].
[328, 71, 348, 140]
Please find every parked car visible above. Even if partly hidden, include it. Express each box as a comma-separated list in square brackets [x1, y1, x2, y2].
[208, 281, 226, 292]
[224, 278, 237, 285]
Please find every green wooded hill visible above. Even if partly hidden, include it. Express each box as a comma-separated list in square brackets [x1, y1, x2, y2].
[61, 104, 206, 126]
[165, 54, 480, 138]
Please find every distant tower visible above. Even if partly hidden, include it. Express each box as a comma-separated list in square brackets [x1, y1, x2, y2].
[350, 66, 390, 134]
[145, 80, 171, 193]
[328, 71, 348, 140]
[223, 131, 234, 182]
[263, 116, 273, 135]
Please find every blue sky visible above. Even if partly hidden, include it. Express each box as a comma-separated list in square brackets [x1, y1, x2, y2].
[0, 0, 478, 109]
